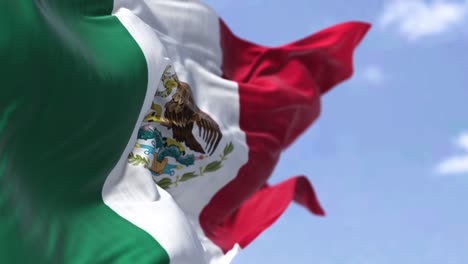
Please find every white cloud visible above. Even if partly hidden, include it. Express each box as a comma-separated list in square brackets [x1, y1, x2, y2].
[362, 65, 385, 85]
[379, 0, 468, 41]
[436, 132, 468, 175]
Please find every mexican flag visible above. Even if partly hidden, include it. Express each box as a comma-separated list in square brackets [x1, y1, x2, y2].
[0, 0, 370, 263]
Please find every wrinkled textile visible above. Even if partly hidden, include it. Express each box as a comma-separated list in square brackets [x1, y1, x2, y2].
[0, 0, 369, 263]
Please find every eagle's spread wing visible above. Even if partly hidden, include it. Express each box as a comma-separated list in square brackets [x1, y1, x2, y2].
[164, 81, 205, 154]
[172, 123, 205, 154]
[164, 81, 222, 155]
[193, 111, 222, 155]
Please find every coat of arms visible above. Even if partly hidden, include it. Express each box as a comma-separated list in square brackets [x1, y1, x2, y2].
[127, 66, 234, 189]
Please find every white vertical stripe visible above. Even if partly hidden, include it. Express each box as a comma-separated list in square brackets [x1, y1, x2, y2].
[105, 1, 249, 263]
[120, 2, 249, 263]
[103, 6, 207, 264]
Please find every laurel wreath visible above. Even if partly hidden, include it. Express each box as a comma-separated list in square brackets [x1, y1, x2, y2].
[155, 142, 234, 190]
[127, 153, 150, 168]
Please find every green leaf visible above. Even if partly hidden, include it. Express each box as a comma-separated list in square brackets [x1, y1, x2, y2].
[156, 177, 173, 190]
[175, 175, 180, 187]
[128, 157, 139, 165]
[223, 142, 234, 157]
[204, 160, 222, 173]
[180, 171, 198, 182]
[132, 155, 148, 166]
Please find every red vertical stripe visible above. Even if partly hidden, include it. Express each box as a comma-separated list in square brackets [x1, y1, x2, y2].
[207, 176, 324, 251]
[200, 20, 371, 253]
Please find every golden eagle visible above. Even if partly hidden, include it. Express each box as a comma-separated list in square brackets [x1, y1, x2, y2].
[162, 80, 222, 155]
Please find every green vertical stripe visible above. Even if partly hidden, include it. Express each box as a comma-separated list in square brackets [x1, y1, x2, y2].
[0, 1, 169, 263]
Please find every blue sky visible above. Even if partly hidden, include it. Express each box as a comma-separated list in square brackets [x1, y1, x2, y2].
[202, 0, 468, 263]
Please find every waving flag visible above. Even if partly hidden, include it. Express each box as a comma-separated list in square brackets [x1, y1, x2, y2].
[0, 0, 370, 263]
